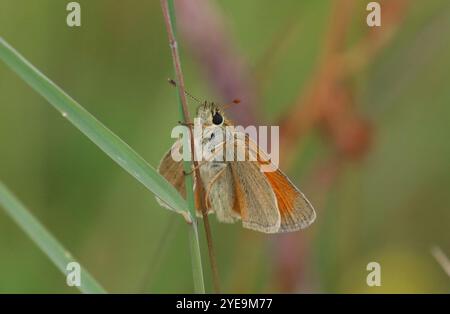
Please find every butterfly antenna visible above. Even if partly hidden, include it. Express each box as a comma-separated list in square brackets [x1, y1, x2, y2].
[168, 78, 203, 104]
[221, 98, 241, 110]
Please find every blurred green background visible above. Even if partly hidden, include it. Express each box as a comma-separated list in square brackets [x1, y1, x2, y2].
[1, 0, 449, 293]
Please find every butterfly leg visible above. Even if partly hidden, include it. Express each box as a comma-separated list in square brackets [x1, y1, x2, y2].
[182, 161, 207, 176]
[177, 121, 195, 127]
[182, 142, 228, 175]
[203, 166, 227, 210]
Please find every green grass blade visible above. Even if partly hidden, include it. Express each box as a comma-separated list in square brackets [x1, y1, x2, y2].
[0, 182, 106, 293]
[0, 37, 187, 215]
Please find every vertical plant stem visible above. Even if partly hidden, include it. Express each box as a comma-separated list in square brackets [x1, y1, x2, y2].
[160, 0, 221, 293]
[196, 177, 222, 293]
[161, 0, 204, 293]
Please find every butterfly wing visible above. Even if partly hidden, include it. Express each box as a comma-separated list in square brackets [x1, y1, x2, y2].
[157, 139, 202, 217]
[158, 130, 316, 232]
[229, 160, 281, 233]
[263, 169, 316, 232]
[231, 133, 316, 232]
[158, 140, 186, 198]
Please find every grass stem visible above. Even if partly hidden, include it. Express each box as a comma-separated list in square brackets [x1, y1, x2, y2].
[161, 0, 221, 293]
[160, 0, 206, 293]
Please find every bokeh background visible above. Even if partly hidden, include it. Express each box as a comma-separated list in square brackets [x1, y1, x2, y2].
[1, 0, 449, 293]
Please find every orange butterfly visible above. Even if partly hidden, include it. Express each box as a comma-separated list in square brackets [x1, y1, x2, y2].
[157, 97, 316, 233]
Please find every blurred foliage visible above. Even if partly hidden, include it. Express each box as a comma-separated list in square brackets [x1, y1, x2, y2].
[0, 0, 449, 293]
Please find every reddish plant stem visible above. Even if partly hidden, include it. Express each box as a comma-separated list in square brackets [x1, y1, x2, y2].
[160, 0, 221, 293]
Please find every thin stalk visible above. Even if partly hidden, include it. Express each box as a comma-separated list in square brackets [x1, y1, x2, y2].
[161, 0, 221, 293]
[161, 0, 204, 293]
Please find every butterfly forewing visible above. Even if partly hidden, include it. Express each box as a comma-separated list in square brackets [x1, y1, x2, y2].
[263, 169, 316, 232]
[232, 133, 316, 232]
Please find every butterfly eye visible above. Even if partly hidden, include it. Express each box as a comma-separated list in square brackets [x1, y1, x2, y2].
[212, 111, 223, 125]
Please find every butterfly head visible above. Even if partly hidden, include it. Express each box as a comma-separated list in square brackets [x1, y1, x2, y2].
[196, 102, 227, 127]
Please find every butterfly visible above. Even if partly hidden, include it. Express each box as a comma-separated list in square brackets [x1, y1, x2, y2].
[157, 95, 315, 233]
